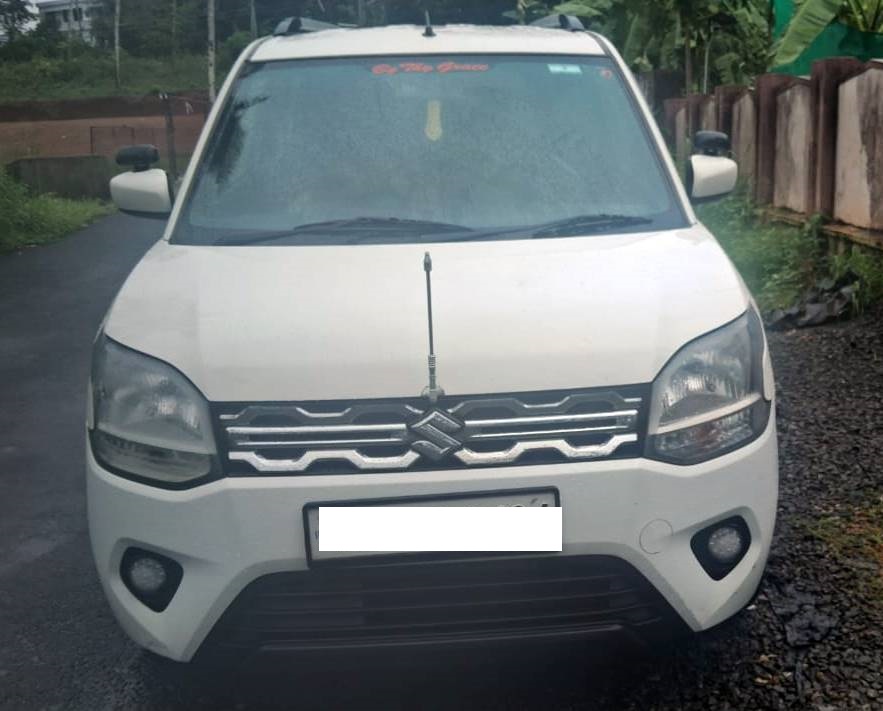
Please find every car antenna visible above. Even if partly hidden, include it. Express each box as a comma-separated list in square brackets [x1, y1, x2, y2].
[422, 252, 444, 403]
[423, 9, 436, 37]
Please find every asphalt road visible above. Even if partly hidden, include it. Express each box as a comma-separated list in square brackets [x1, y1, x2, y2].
[2, 214, 880, 710]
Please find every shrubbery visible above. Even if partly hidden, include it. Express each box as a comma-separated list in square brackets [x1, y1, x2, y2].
[0, 49, 208, 101]
[0, 170, 111, 253]
[697, 189, 883, 312]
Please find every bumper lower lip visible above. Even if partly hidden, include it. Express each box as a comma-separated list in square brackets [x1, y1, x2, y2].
[86, 416, 778, 662]
[194, 554, 691, 665]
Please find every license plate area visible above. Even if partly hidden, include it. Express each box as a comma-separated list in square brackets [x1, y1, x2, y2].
[304, 488, 560, 565]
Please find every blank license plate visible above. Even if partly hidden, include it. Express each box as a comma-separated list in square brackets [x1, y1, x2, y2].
[305, 490, 560, 562]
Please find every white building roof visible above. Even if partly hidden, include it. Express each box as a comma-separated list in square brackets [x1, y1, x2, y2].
[251, 24, 606, 63]
[35, 0, 101, 11]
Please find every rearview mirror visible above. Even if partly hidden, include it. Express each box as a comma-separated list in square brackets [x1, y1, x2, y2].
[110, 144, 172, 216]
[687, 155, 738, 203]
[687, 132, 737, 203]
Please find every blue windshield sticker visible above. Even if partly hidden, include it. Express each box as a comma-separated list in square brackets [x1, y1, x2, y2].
[548, 64, 582, 75]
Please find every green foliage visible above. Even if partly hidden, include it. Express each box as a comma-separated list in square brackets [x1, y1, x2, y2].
[774, 0, 883, 66]
[774, 0, 847, 64]
[829, 243, 883, 312]
[218, 30, 254, 72]
[0, 50, 206, 101]
[696, 189, 825, 310]
[0, 0, 31, 38]
[0, 171, 112, 253]
[547, 0, 771, 89]
[697, 190, 883, 312]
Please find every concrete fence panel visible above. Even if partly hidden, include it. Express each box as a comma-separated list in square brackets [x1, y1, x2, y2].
[834, 65, 883, 231]
[674, 106, 689, 164]
[811, 58, 866, 217]
[715, 85, 745, 138]
[699, 97, 717, 130]
[732, 91, 757, 185]
[755, 74, 797, 204]
[663, 98, 687, 143]
[774, 81, 815, 214]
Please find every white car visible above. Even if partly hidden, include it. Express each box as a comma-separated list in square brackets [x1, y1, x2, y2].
[90, 16, 777, 664]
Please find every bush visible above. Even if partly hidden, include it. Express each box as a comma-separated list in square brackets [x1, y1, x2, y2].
[697, 189, 883, 313]
[0, 170, 111, 253]
[697, 189, 824, 311]
[0, 51, 207, 101]
[219, 30, 254, 72]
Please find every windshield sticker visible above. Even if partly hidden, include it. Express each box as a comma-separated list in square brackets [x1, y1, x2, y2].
[371, 62, 490, 76]
[425, 100, 443, 142]
[548, 64, 583, 75]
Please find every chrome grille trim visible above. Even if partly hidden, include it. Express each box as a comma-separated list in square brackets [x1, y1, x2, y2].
[229, 449, 421, 473]
[454, 434, 638, 466]
[220, 389, 644, 474]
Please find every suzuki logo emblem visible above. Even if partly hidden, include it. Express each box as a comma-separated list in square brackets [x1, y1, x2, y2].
[409, 409, 464, 461]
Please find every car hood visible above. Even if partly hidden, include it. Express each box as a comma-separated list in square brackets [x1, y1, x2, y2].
[105, 227, 749, 402]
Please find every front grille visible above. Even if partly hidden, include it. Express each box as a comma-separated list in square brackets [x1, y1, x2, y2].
[200, 556, 682, 654]
[217, 386, 647, 475]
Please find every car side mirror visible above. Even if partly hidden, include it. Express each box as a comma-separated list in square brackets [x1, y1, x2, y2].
[687, 132, 737, 203]
[110, 145, 172, 217]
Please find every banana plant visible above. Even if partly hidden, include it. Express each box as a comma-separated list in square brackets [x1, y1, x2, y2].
[775, 0, 883, 66]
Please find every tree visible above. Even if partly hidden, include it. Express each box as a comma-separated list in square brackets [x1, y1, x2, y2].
[774, 0, 883, 66]
[208, 0, 216, 101]
[550, 0, 772, 93]
[0, 0, 32, 39]
[114, 0, 121, 88]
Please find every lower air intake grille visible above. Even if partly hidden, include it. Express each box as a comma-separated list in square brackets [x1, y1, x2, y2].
[199, 556, 683, 655]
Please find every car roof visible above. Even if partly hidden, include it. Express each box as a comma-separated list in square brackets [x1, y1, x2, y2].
[250, 24, 606, 63]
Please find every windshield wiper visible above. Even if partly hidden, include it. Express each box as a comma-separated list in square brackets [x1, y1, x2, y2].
[529, 214, 654, 239]
[216, 217, 473, 246]
[422, 214, 655, 244]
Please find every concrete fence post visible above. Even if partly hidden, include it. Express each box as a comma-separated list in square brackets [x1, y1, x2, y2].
[685, 94, 706, 136]
[773, 80, 815, 215]
[714, 85, 745, 138]
[834, 64, 883, 231]
[810, 57, 866, 217]
[663, 98, 687, 145]
[731, 90, 757, 187]
[754, 74, 797, 205]
[699, 96, 718, 131]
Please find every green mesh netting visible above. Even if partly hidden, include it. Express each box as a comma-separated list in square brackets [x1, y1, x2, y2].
[772, 0, 883, 75]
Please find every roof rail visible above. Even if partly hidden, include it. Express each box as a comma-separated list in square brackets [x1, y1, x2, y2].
[273, 17, 341, 36]
[530, 14, 585, 31]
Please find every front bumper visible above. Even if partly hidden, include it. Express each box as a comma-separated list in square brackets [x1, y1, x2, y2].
[87, 418, 778, 662]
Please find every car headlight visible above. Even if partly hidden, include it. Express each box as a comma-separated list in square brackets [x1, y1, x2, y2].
[646, 310, 771, 464]
[88, 336, 217, 485]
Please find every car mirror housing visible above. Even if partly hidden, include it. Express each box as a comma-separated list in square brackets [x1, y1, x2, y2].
[687, 154, 738, 203]
[110, 145, 172, 217]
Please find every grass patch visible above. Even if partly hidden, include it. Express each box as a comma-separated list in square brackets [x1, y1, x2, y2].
[808, 498, 883, 606]
[0, 171, 112, 253]
[695, 190, 823, 311]
[0, 52, 207, 102]
[696, 190, 883, 312]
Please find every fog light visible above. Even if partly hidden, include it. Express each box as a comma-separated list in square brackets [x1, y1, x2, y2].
[690, 516, 751, 580]
[129, 556, 167, 594]
[120, 547, 183, 612]
[707, 526, 744, 564]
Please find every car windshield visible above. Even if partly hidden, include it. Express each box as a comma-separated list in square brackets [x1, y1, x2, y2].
[172, 54, 685, 246]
